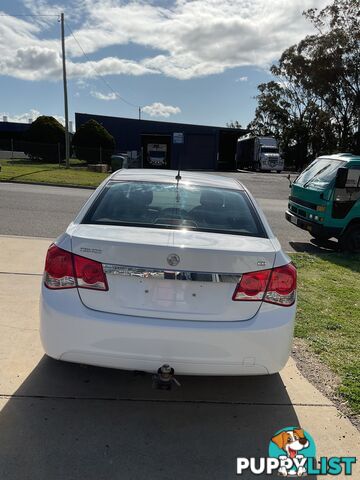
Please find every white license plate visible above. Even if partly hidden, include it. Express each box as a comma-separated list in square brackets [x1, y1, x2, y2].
[290, 216, 298, 225]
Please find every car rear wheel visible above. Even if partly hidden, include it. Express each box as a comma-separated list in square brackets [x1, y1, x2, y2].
[338, 224, 360, 253]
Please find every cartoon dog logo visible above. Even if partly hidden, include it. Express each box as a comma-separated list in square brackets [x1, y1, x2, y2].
[271, 428, 309, 476]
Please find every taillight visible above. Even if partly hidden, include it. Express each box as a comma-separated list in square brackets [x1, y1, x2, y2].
[74, 254, 108, 290]
[232, 269, 271, 301]
[44, 244, 108, 291]
[44, 244, 76, 289]
[232, 263, 296, 307]
[264, 263, 296, 306]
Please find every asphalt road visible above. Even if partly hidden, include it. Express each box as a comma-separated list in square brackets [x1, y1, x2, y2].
[0, 173, 335, 252]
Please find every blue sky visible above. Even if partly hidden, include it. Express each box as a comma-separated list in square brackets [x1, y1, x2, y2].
[0, 0, 327, 129]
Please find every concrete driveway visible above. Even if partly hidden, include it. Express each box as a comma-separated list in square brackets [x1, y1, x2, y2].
[0, 235, 358, 479]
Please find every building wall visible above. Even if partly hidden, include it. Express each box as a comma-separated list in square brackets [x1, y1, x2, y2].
[75, 113, 246, 170]
[0, 121, 29, 139]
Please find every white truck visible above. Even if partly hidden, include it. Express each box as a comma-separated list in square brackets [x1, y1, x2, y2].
[236, 135, 284, 172]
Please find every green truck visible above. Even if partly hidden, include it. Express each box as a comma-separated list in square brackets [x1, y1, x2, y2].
[285, 153, 360, 252]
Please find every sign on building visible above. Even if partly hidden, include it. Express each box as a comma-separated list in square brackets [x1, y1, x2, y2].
[173, 132, 184, 144]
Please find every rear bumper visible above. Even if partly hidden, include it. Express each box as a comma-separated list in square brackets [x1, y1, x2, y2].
[285, 210, 340, 238]
[40, 286, 296, 376]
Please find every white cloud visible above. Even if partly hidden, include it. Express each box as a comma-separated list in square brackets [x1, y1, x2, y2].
[67, 57, 157, 78]
[142, 102, 181, 118]
[90, 91, 118, 101]
[0, 46, 62, 80]
[236, 76, 248, 82]
[1, 109, 65, 125]
[0, 0, 329, 81]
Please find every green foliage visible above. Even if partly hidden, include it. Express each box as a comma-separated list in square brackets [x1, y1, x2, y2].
[291, 252, 360, 413]
[24, 116, 65, 163]
[246, 0, 360, 168]
[72, 119, 115, 165]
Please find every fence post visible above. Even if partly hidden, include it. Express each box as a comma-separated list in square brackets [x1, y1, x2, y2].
[58, 143, 61, 167]
[11, 138, 14, 160]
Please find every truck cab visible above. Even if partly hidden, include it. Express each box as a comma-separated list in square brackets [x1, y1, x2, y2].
[258, 138, 284, 172]
[285, 153, 360, 252]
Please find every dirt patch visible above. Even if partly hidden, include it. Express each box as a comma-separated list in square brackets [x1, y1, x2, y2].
[292, 338, 359, 431]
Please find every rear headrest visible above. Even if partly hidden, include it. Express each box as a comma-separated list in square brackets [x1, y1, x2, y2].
[200, 190, 224, 208]
[129, 188, 153, 206]
[225, 194, 243, 210]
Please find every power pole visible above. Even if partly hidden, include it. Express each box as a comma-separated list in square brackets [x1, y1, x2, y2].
[139, 106, 141, 120]
[60, 13, 70, 169]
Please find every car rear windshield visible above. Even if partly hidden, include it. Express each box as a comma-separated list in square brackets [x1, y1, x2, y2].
[82, 181, 266, 238]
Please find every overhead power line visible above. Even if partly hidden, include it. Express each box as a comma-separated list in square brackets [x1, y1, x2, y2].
[2, 12, 144, 117]
[66, 24, 141, 111]
[0, 14, 59, 17]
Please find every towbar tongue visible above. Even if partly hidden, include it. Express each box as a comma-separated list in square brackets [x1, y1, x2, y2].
[152, 364, 181, 391]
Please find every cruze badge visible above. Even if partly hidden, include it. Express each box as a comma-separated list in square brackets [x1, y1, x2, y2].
[167, 253, 180, 266]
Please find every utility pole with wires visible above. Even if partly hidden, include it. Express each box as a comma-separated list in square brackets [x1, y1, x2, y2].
[60, 12, 70, 169]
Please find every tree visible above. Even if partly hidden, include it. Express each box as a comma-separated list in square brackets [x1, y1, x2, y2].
[300, 0, 360, 152]
[72, 119, 115, 164]
[248, 76, 335, 169]
[246, 0, 360, 166]
[24, 116, 65, 162]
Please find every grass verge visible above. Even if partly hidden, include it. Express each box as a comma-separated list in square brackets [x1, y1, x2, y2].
[290, 252, 360, 414]
[0, 158, 107, 187]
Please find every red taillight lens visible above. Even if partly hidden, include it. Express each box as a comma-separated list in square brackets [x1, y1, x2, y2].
[264, 263, 296, 306]
[232, 263, 296, 306]
[74, 255, 108, 290]
[232, 269, 271, 301]
[44, 244, 108, 291]
[44, 244, 76, 289]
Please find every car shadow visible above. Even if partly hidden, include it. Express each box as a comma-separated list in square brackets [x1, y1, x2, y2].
[289, 238, 338, 253]
[290, 241, 359, 273]
[0, 356, 317, 480]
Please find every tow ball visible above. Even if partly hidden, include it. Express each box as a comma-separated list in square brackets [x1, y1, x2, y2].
[152, 364, 181, 391]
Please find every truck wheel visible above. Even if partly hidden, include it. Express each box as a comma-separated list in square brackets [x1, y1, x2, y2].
[338, 224, 360, 253]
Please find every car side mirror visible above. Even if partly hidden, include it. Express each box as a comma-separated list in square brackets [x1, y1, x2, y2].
[335, 168, 348, 188]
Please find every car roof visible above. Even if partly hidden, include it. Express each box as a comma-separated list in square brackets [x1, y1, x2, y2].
[110, 169, 244, 190]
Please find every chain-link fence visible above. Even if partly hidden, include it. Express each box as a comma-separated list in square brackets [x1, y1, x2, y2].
[0, 138, 130, 167]
[0, 138, 63, 164]
[0, 139, 144, 175]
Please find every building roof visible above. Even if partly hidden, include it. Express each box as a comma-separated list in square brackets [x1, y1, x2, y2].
[0, 121, 30, 132]
[75, 112, 245, 133]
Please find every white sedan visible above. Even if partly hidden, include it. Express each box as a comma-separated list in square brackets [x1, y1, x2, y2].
[40, 169, 296, 376]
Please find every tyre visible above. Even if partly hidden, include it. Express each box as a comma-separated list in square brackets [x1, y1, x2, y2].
[338, 224, 360, 253]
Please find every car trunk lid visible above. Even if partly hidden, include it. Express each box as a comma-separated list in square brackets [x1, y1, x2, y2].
[71, 225, 276, 321]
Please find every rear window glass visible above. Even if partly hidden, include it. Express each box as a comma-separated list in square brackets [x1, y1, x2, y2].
[82, 181, 266, 237]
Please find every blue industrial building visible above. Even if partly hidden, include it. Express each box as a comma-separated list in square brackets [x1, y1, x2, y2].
[75, 113, 246, 170]
[0, 120, 29, 138]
